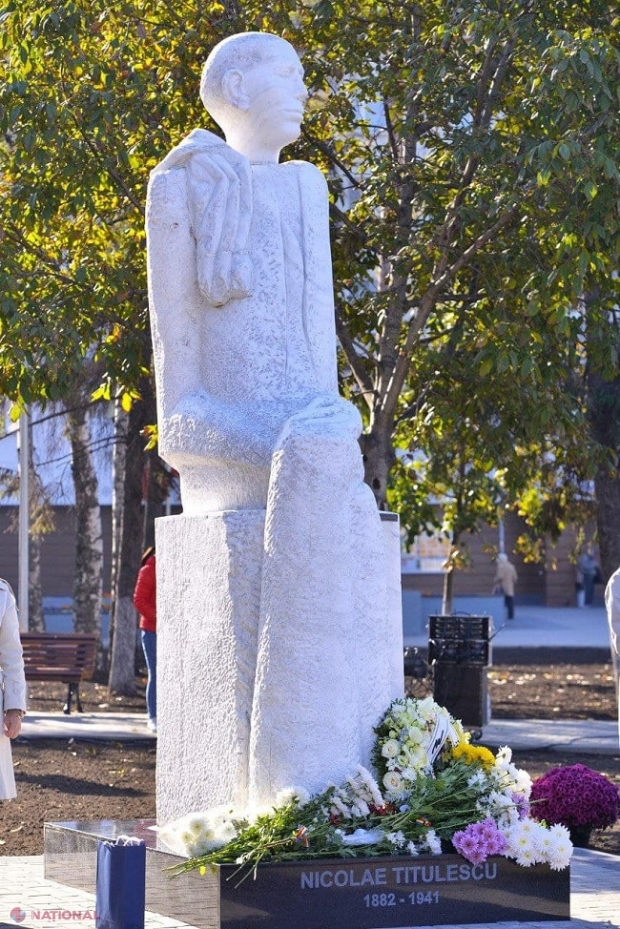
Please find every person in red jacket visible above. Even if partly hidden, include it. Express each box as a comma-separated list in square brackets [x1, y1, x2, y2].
[133, 547, 157, 732]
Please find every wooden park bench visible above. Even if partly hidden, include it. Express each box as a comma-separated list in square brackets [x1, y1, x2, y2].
[20, 632, 98, 714]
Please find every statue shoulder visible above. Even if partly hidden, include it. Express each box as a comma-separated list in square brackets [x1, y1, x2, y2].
[284, 159, 329, 190]
[151, 129, 248, 179]
[148, 130, 252, 228]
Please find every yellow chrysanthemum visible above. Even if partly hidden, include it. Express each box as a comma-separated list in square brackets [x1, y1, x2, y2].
[451, 741, 495, 767]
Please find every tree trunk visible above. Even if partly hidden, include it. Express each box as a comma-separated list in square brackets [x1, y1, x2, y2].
[66, 405, 103, 641]
[108, 398, 129, 670]
[587, 366, 620, 585]
[28, 532, 44, 631]
[27, 424, 45, 631]
[108, 396, 150, 695]
[441, 532, 462, 616]
[441, 559, 455, 616]
[595, 463, 620, 585]
[142, 449, 173, 548]
[359, 425, 396, 510]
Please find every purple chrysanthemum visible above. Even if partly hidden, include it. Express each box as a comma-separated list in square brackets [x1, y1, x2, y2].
[452, 819, 505, 864]
[530, 764, 620, 830]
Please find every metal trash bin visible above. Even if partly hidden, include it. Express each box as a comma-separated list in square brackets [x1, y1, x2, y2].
[428, 614, 491, 728]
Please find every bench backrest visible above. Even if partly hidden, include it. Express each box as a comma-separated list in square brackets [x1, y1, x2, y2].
[20, 632, 98, 680]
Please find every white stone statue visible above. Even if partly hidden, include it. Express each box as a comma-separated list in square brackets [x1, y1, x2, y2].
[147, 31, 403, 821]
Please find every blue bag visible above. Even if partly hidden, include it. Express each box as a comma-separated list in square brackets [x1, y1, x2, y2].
[95, 836, 146, 929]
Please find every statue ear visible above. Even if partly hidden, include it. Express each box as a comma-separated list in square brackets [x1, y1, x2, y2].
[221, 69, 250, 110]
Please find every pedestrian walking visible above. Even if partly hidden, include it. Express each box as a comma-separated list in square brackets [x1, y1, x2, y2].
[579, 545, 600, 606]
[133, 547, 157, 733]
[493, 553, 518, 620]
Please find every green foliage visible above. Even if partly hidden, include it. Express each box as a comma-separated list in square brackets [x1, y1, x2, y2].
[0, 0, 242, 400]
[275, 0, 620, 537]
[1, 0, 619, 547]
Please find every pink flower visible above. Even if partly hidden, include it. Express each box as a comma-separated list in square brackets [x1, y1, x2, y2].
[452, 819, 506, 864]
[452, 829, 480, 860]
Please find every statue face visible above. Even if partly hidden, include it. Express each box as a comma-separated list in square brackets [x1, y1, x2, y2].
[241, 41, 308, 152]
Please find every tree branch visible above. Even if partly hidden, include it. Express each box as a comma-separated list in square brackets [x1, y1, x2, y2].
[335, 310, 375, 405]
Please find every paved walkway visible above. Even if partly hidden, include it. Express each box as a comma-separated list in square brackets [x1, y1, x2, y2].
[2, 603, 617, 928]
[0, 848, 618, 928]
[20, 711, 156, 742]
[404, 604, 613, 652]
[19, 603, 618, 751]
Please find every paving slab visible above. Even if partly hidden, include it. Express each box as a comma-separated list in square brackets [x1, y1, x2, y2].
[18, 712, 155, 742]
[0, 850, 618, 929]
[481, 718, 619, 755]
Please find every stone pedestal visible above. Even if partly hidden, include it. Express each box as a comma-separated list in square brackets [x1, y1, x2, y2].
[156, 509, 403, 825]
[156, 511, 265, 823]
[382, 511, 405, 702]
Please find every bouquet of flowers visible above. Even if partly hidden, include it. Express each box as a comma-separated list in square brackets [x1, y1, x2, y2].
[161, 696, 573, 880]
[530, 763, 620, 830]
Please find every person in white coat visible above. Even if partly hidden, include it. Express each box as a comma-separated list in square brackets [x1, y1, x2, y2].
[605, 567, 620, 747]
[0, 579, 27, 799]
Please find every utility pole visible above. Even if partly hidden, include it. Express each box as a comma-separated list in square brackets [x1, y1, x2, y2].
[18, 410, 29, 631]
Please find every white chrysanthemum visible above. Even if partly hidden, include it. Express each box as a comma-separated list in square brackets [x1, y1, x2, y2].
[275, 786, 310, 808]
[533, 823, 561, 859]
[354, 765, 385, 808]
[410, 744, 431, 767]
[515, 773, 532, 797]
[401, 767, 419, 782]
[422, 829, 443, 855]
[546, 824, 573, 868]
[407, 840, 419, 856]
[185, 814, 209, 837]
[381, 738, 400, 758]
[179, 828, 196, 849]
[468, 770, 488, 789]
[484, 790, 513, 820]
[495, 745, 513, 767]
[331, 794, 352, 819]
[502, 819, 545, 863]
[532, 824, 571, 871]
[387, 831, 407, 848]
[548, 851, 572, 871]
[548, 823, 571, 841]
[210, 818, 237, 844]
[515, 848, 537, 867]
[246, 803, 275, 823]
[517, 817, 537, 836]
[506, 829, 531, 854]
[351, 800, 370, 818]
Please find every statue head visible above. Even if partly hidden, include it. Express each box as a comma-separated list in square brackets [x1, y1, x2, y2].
[200, 32, 308, 161]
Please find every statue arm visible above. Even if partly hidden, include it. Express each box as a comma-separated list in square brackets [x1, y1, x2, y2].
[147, 155, 274, 469]
[162, 390, 278, 469]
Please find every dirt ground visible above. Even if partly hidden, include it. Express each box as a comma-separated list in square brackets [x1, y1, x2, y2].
[1, 660, 618, 858]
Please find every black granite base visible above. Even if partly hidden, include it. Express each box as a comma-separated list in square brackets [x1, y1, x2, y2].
[44, 820, 570, 928]
[44, 819, 211, 927]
